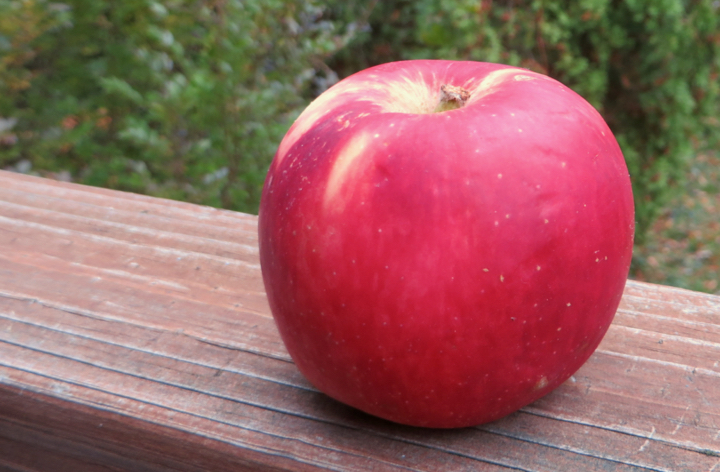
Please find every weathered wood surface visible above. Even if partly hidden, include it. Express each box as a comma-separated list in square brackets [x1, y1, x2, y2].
[0, 169, 718, 472]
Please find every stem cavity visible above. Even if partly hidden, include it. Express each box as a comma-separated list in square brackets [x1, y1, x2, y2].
[434, 84, 471, 113]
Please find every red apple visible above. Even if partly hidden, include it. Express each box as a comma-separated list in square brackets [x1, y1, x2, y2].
[258, 60, 634, 428]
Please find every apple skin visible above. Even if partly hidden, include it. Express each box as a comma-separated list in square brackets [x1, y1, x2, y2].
[258, 60, 634, 428]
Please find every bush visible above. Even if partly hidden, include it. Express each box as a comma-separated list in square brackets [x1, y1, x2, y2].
[0, 0, 364, 212]
[329, 0, 720, 243]
[2, 0, 719, 241]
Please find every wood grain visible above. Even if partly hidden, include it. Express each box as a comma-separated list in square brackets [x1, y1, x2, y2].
[0, 170, 718, 472]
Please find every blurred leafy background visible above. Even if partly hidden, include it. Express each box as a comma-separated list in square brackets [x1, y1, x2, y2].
[1, 0, 718, 293]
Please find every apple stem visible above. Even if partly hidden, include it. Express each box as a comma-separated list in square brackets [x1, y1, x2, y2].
[434, 84, 471, 113]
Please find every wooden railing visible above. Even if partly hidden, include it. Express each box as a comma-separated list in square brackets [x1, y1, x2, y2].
[1, 170, 718, 471]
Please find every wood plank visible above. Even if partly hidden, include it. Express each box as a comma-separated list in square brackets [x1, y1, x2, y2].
[1, 170, 719, 471]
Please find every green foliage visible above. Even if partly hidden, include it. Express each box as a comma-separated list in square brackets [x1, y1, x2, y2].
[631, 151, 720, 294]
[0, 0, 362, 212]
[330, 0, 720, 243]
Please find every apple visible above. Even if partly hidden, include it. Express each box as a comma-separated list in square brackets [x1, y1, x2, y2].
[258, 60, 634, 428]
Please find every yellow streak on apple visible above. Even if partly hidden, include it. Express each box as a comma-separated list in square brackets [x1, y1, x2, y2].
[275, 80, 374, 166]
[277, 66, 545, 167]
[323, 131, 373, 212]
[290, 66, 549, 213]
[378, 71, 438, 114]
[464, 68, 541, 104]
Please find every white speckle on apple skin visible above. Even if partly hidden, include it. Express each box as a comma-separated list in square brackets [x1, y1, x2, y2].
[534, 377, 549, 390]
